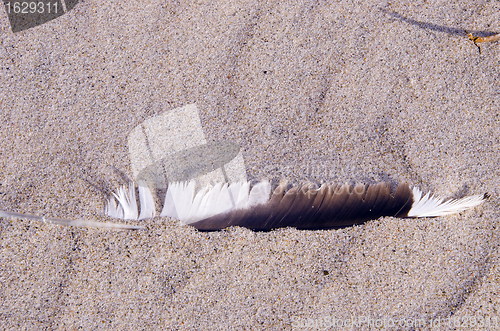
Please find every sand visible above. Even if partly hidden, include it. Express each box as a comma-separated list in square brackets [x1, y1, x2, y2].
[1, 0, 499, 329]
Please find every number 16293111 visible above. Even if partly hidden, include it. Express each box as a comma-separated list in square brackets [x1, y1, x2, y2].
[5, 2, 58, 14]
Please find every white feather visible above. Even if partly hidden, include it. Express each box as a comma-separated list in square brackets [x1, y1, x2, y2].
[245, 180, 271, 207]
[408, 187, 486, 217]
[160, 182, 179, 219]
[195, 183, 234, 221]
[173, 181, 196, 221]
[105, 196, 121, 219]
[163, 182, 256, 224]
[215, 183, 236, 213]
[111, 183, 138, 220]
[183, 185, 210, 224]
[138, 182, 156, 220]
[160, 181, 196, 221]
[232, 181, 251, 208]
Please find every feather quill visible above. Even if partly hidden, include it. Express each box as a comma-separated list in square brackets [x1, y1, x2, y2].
[0, 210, 142, 230]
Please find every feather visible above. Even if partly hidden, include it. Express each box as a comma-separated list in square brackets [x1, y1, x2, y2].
[407, 187, 487, 217]
[170, 181, 195, 221]
[111, 183, 138, 220]
[246, 180, 272, 207]
[193, 183, 234, 222]
[160, 181, 196, 222]
[160, 182, 179, 219]
[138, 182, 156, 220]
[106, 180, 488, 231]
[229, 181, 251, 206]
[105, 195, 121, 219]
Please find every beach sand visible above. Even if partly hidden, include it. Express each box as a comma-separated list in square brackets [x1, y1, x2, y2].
[1, 0, 499, 329]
